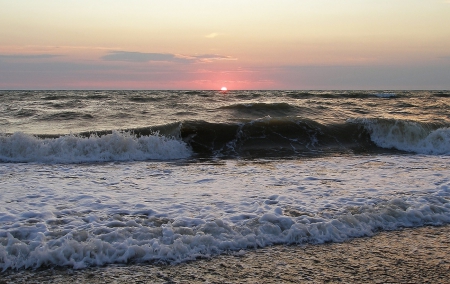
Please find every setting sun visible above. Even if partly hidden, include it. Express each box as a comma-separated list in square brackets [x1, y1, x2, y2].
[221, 87, 227, 91]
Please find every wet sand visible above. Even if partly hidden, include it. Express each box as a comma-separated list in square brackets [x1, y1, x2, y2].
[2, 225, 450, 283]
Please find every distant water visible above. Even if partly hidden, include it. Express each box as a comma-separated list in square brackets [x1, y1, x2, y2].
[1, 90, 449, 270]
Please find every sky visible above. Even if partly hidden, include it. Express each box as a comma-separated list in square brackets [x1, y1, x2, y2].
[1, 0, 450, 90]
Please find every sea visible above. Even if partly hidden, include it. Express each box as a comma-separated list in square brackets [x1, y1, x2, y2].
[0, 90, 449, 271]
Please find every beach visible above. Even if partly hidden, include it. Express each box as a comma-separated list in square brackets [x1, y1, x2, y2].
[2, 0, 450, 280]
[3, 225, 449, 283]
[1, 91, 449, 281]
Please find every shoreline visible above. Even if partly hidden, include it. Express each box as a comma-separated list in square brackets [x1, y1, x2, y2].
[2, 225, 450, 283]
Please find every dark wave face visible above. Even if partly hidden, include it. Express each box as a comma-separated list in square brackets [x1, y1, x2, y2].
[220, 102, 294, 111]
[433, 91, 450, 98]
[128, 96, 164, 103]
[176, 118, 374, 158]
[179, 119, 447, 157]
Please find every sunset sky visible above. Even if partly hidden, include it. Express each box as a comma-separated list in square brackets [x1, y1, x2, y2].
[1, 0, 450, 90]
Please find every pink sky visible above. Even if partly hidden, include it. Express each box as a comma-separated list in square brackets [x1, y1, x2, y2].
[1, 0, 450, 90]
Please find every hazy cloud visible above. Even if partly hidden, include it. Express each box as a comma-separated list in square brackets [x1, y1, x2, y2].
[205, 33, 219, 38]
[276, 65, 450, 89]
[184, 54, 237, 63]
[0, 59, 194, 89]
[101, 51, 236, 63]
[195, 54, 230, 59]
[101, 51, 185, 63]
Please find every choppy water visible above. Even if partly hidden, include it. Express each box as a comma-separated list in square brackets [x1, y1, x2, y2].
[0, 90, 449, 271]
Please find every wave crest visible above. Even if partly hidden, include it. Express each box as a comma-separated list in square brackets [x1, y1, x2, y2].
[0, 131, 192, 163]
[353, 118, 450, 155]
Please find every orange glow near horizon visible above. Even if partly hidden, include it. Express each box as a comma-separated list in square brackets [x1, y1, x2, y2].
[1, 1, 450, 90]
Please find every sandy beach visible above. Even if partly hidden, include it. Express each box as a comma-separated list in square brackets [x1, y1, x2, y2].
[2, 225, 449, 283]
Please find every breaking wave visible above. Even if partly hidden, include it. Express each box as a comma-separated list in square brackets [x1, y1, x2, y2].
[0, 131, 192, 163]
[1, 118, 448, 163]
[1, 196, 449, 271]
[353, 118, 450, 155]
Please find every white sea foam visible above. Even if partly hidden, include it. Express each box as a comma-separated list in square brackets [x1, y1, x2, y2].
[352, 118, 450, 155]
[0, 131, 192, 163]
[0, 155, 449, 270]
[1, 199, 449, 271]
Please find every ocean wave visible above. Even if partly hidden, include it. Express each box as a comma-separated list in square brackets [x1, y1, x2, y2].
[285, 91, 399, 99]
[2, 117, 448, 163]
[179, 118, 450, 157]
[433, 92, 450, 98]
[352, 118, 450, 155]
[128, 96, 164, 103]
[372, 92, 396, 98]
[14, 108, 38, 118]
[40, 111, 95, 121]
[218, 102, 300, 118]
[176, 117, 377, 157]
[1, 197, 449, 271]
[0, 131, 192, 163]
[220, 102, 295, 111]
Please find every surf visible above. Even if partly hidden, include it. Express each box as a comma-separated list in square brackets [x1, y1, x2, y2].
[0, 131, 191, 163]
